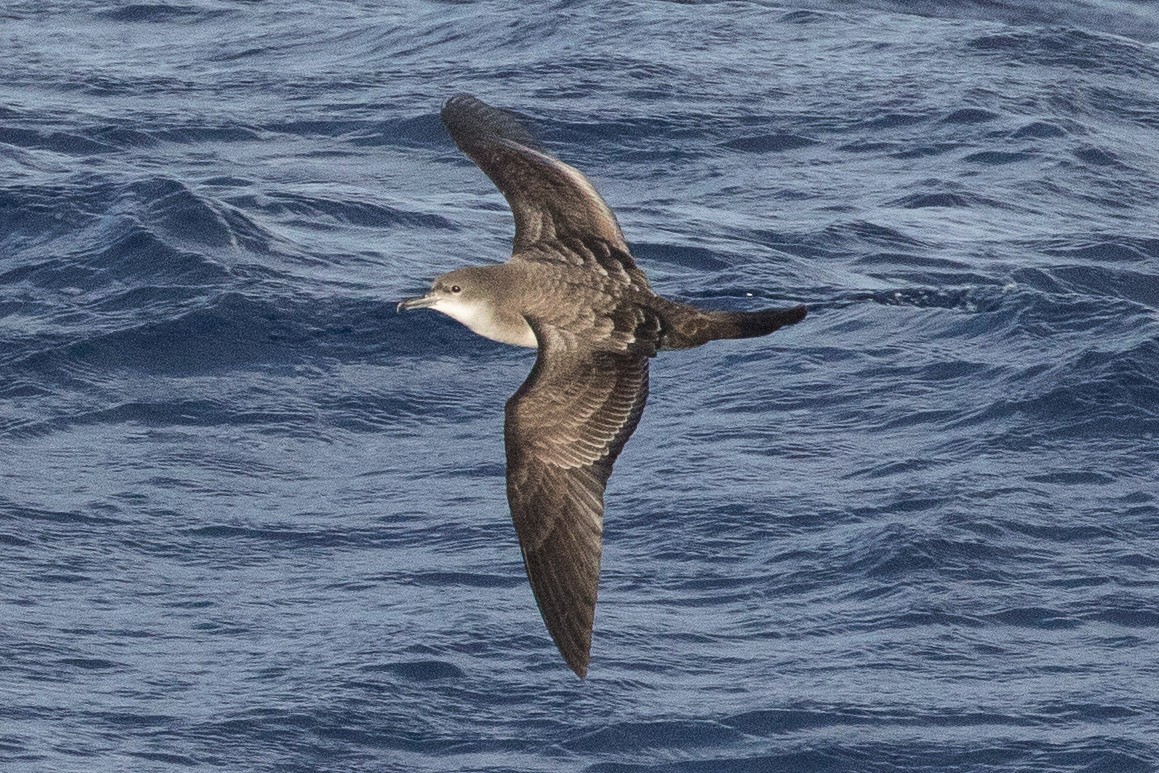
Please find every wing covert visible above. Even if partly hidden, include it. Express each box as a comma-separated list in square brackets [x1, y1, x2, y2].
[503, 322, 649, 677]
[440, 94, 630, 257]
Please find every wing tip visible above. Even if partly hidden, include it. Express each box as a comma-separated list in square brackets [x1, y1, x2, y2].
[442, 92, 479, 112]
[564, 649, 590, 679]
[440, 93, 481, 130]
[440, 92, 541, 151]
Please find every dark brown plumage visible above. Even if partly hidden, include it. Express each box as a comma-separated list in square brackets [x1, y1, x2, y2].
[399, 94, 805, 677]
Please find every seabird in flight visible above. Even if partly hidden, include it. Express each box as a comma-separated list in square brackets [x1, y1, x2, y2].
[399, 94, 806, 677]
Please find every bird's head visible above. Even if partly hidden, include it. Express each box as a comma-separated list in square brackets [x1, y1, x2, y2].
[397, 265, 536, 348]
[397, 267, 490, 315]
[398, 265, 519, 334]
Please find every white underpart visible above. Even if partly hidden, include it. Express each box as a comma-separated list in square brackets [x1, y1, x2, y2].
[432, 296, 537, 348]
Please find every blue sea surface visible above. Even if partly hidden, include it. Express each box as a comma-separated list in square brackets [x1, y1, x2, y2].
[3, 1, 1158, 771]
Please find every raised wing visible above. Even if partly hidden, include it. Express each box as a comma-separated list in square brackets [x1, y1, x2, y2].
[503, 321, 649, 677]
[440, 93, 630, 258]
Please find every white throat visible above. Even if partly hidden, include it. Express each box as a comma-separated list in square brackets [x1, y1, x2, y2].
[433, 297, 537, 348]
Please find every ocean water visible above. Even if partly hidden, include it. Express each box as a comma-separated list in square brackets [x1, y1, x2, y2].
[3, 1, 1158, 771]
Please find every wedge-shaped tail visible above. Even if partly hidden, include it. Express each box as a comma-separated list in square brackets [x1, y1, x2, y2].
[659, 303, 807, 350]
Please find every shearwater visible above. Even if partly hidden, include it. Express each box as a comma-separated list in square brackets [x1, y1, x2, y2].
[399, 94, 806, 678]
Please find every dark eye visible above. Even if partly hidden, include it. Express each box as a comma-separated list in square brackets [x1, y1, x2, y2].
[450, 285, 461, 294]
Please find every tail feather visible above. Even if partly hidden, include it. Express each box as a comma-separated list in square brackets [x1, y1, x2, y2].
[660, 303, 806, 349]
